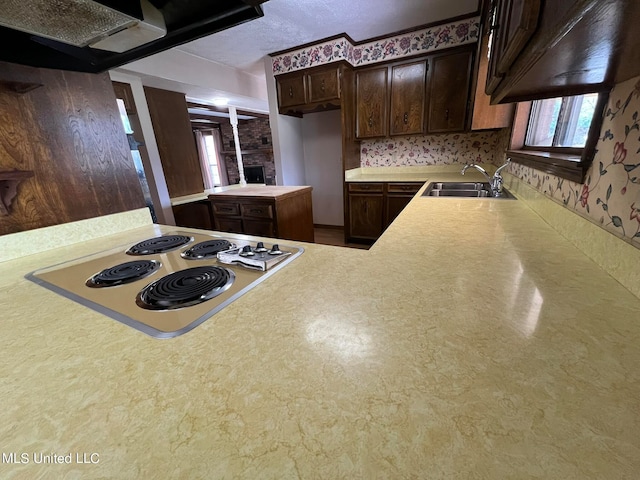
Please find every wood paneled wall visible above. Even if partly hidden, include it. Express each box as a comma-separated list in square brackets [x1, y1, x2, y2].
[144, 86, 203, 198]
[0, 61, 145, 236]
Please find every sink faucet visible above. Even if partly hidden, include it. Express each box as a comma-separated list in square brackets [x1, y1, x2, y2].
[461, 158, 511, 197]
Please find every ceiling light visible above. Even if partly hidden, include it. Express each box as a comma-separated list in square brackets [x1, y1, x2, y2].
[212, 97, 229, 106]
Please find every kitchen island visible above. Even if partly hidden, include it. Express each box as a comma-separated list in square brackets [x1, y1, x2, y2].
[1, 171, 639, 479]
[171, 185, 314, 242]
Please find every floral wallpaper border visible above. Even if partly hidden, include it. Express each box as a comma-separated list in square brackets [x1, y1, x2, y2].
[506, 75, 640, 248]
[271, 16, 480, 75]
[360, 130, 509, 168]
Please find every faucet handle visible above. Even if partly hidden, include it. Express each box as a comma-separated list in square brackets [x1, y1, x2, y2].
[495, 158, 511, 176]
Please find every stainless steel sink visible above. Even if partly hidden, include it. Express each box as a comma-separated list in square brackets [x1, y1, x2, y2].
[421, 182, 515, 199]
[429, 182, 488, 190]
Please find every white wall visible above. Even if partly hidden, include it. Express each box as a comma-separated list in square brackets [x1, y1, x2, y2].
[264, 56, 306, 186]
[117, 49, 269, 112]
[301, 111, 344, 226]
[108, 71, 175, 225]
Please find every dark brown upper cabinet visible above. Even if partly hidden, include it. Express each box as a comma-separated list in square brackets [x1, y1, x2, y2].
[276, 63, 343, 115]
[470, 21, 515, 130]
[307, 67, 341, 103]
[276, 71, 307, 110]
[389, 61, 427, 136]
[355, 47, 475, 139]
[355, 67, 389, 138]
[428, 49, 474, 133]
[486, 0, 540, 95]
[495, 0, 540, 75]
[485, 0, 640, 104]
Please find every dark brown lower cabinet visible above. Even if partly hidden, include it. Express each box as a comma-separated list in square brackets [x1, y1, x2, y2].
[243, 219, 276, 237]
[346, 182, 422, 242]
[348, 193, 385, 240]
[386, 183, 422, 224]
[172, 200, 214, 230]
[215, 217, 243, 233]
[208, 187, 314, 242]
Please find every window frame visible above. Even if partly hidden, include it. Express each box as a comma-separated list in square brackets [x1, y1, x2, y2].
[507, 90, 609, 183]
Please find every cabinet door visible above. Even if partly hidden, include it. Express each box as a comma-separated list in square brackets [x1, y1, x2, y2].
[390, 61, 427, 135]
[277, 72, 307, 109]
[496, 0, 541, 75]
[486, 0, 540, 93]
[385, 195, 413, 226]
[172, 200, 214, 230]
[385, 183, 422, 226]
[243, 220, 276, 238]
[472, 27, 515, 129]
[348, 193, 384, 240]
[355, 67, 388, 138]
[215, 217, 243, 234]
[307, 67, 341, 103]
[428, 50, 473, 132]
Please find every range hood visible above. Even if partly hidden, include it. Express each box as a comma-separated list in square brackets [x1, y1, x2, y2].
[0, 0, 267, 73]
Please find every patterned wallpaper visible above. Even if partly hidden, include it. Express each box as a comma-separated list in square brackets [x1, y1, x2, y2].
[271, 16, 479, 75]
[360, 129, 511, 167]
[507, 75, 640, 248]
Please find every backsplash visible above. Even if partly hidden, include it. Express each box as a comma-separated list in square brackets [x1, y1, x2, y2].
[271, 16, 479, 75]
[360, 129, 511, 167]
[506, 75, 640, 249]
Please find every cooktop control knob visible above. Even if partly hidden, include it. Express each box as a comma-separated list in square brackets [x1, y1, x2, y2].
[254, 242, 268, 253]
[269, 244, 283, 255]
[239, 245, 255, 257]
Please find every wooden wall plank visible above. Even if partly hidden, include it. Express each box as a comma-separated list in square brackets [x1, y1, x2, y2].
[144, 86, 204, 198]
[0, 61, 146, 236]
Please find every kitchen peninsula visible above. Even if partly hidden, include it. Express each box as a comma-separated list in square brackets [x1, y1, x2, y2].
[172, 185, 314, 242]
[1, 169, 640, 478]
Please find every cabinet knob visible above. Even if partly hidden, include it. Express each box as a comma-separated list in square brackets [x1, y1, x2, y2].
[368, 115, 373, 128]
[445, 109, 449, 119]
[321, 79, 325, 92]
[403, 112, 408, 124]
[288, 86, 293, 97]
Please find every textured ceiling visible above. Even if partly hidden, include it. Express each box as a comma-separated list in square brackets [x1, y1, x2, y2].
[175, 0, 480, 77]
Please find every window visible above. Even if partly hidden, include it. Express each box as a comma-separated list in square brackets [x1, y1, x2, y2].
[508, 91, 607, 183]
[525, 93, 599, 148]
[202, 132, 221, 186]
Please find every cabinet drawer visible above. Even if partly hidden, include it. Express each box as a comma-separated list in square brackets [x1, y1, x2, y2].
[241, 203, 274, 219]
[387, 183, 422, 194]
[212, 202, 240, 216]
[348, 183, 384, 193]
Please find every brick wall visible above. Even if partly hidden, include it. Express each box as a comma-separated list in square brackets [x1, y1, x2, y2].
[220, 117, 276, 185]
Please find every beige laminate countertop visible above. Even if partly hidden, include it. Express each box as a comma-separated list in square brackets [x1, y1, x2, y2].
[207, 185, 312, 199]
[171, 185, 311, 206]
[2, 173, 640, 479]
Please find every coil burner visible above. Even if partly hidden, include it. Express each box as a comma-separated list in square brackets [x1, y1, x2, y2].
[136, 266, 234, 310]
[181, 239, 235, 259]
[126, 235, 192, 255]
[86, 260, 161, 288]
